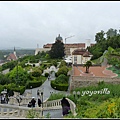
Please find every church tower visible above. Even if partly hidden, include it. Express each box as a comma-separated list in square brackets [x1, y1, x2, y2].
[55, 34, 63, 43]
[14, 47, 17, 59]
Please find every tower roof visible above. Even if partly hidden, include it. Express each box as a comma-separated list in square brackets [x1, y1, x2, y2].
[56, 34, 63, 41]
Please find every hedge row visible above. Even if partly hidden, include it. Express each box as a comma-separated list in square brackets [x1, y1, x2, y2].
[51, 80, 68, 91]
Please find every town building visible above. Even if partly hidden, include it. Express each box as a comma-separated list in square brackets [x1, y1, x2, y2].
[35, 34, 95, 57]
[6, 47, 18, 61]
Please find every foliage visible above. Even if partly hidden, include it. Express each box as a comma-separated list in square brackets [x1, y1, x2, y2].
[83, 97, 120, 118]
[0, 73, 10, 85]
[31, 69, 42, 77]
[49, 40, 65, 59]
[26, 108, 40, 118]
[45, 112, 51, 118]
[51, 80, 68, 91]
[83, 60, 92, 73]
[56, 66, 69, 76]
[95, 30, 106, 43]
[48, 92, 66, 101]
[59, 60, 67, 68]
[55, 74, 69, 84]
[88, 28, 120, 60]
[51, 60, 58, 67]
[2, 60, 17, 71]
[6, 65, 29, 85]
[47, 82, 120, 118]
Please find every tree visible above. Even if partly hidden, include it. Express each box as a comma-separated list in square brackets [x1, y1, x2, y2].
[106, 28, 117, 39]
[49, 40, 65, 59]
[95, 30, 106, 43]
[6, 65, 28, 85]
[83, 61, 92, 73]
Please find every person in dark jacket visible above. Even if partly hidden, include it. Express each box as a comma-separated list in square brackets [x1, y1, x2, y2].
[38, 97, 42, 107]
[61, 97, 71, 116]
[31, 97, 36, 107]
[28, 101, 32, 107]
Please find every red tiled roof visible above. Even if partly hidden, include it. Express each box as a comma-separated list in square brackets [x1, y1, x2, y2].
[43, 44, 53, 48]
[83, 51, 91, 57]
[43, 43, 86, 48]
[7, 53, 17, 61]
[72, 48, 86, 55]
[64, 43, 85, 48]
[72, 48, 92, 56]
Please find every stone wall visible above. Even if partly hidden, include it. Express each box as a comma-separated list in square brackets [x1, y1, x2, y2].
[70, 75, 120, 91]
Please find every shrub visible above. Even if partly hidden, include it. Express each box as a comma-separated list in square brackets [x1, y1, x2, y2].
[55, 74, 68, 84]
[56, 66, 69, 76]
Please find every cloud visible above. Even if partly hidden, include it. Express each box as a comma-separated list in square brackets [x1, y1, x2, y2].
[0, 1, 120, 49]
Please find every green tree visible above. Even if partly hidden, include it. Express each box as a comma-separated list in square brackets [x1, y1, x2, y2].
[106, 28, 117, 39]
[0, 73, 10, 85]
[49, 40, 65, 59]
[84, 60, 92, 73]
[95, 30, 106, 43]
[6, 65, 28, 85]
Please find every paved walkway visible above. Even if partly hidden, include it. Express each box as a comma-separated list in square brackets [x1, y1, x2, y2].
[23, 76, 69, 118]
[74, 66, 117, 77]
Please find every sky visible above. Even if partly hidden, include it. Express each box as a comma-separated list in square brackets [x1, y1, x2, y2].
[0, 1, 120, 49]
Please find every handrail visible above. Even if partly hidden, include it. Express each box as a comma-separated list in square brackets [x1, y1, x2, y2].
[0, 98, 77, 118]
[0, 104, 42, 118]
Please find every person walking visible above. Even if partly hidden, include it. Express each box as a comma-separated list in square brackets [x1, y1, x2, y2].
[48, 75, 50, 81]
[38, 97, 42, 107]
[31, 97, 36, 107]
[37, 89, 40, 97]
[61, 97, 71, 116]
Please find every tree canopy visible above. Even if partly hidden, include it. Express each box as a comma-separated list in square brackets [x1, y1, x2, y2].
[49, 40, 65, 59]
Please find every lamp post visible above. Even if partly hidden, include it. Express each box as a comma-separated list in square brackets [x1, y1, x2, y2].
[16, 60, 18, 84]
[41, 91, 43, 116]
[30, 86, 32, 97]
[16, 60, 20, 85]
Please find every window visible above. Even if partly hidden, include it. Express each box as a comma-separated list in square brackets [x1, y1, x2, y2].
[74, 56, 77, 64]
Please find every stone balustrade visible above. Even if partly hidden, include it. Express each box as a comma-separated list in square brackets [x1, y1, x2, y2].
[0, 98, 77, 118]
[66, 98, 77, 116]
[43, 99, 62, 110]
[8, 96, 32, 106]
[43, 98, 77, 116]
[0, 103, 42, 118]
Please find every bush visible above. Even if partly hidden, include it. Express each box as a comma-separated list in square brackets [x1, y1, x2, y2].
[31, 70, 42, 77]
[55, 74, 68, 84]
[51, 80, 68, 91]
[56, 66, 69, 76]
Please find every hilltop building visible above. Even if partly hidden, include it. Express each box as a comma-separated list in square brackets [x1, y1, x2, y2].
[35, 34, 95, 57]
[6, 47, 18, 61]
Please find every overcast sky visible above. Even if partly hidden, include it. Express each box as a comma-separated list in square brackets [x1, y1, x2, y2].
[0, 1, 120, 49]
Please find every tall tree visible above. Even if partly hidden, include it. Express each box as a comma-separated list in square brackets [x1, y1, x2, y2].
[49, 40, 65, 59]
[106, 28, 117, 39]
[83, 60, 92, 73]
[95, 30, 105, 43]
